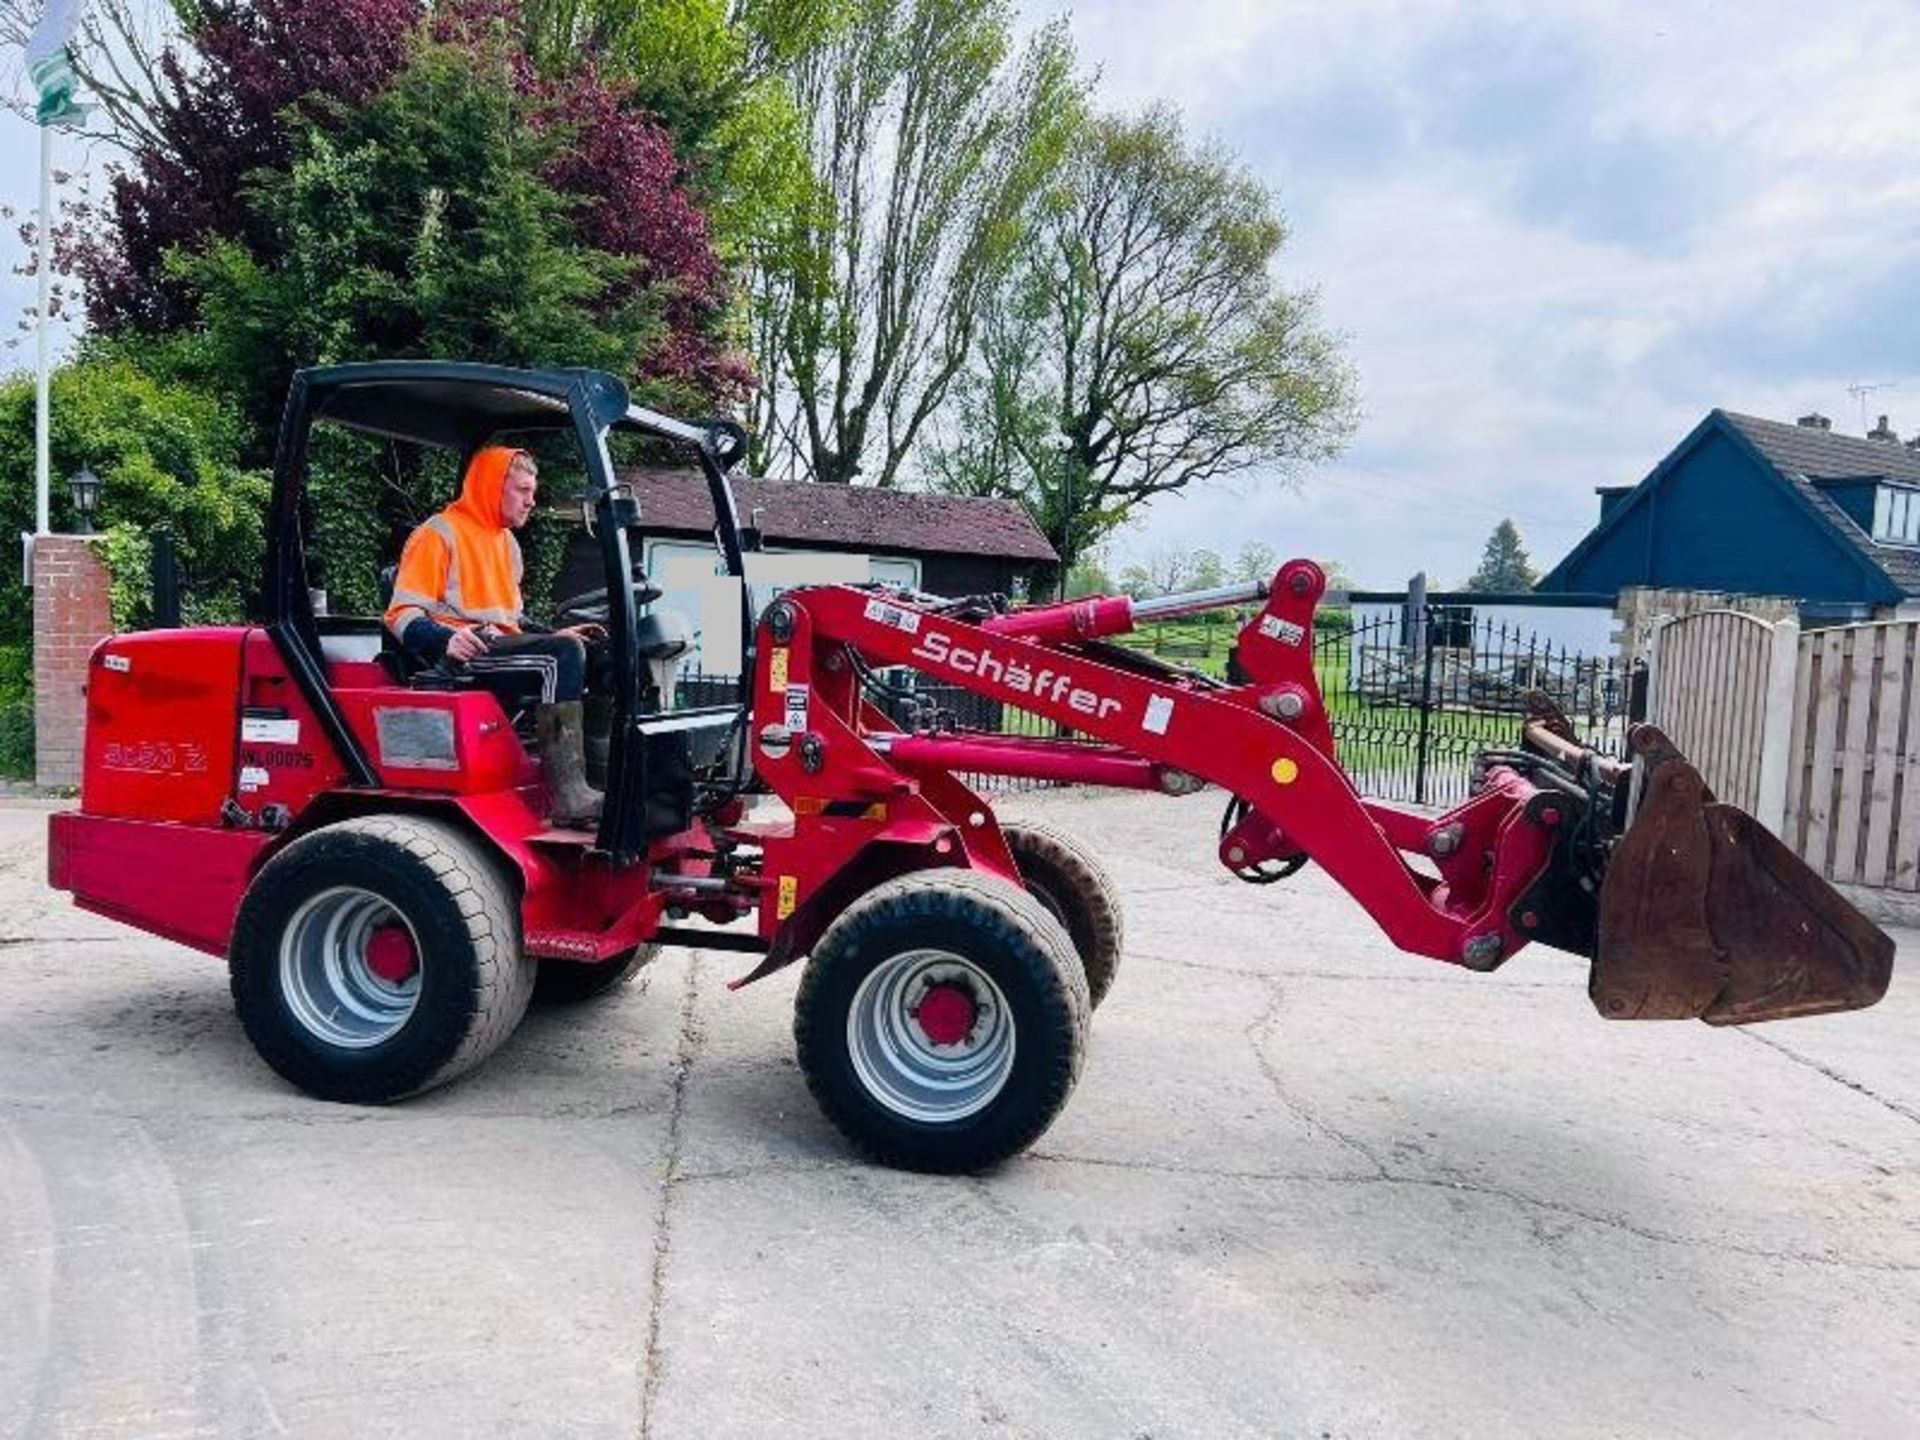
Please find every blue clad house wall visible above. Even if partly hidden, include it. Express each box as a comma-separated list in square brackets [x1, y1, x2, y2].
[1537, 411, 1915, 609]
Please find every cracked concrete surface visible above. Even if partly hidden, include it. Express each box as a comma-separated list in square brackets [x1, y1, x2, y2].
[3, 790, 1918, 1437]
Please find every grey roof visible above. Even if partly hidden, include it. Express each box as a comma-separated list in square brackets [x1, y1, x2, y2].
[619, 467, 1059, 563]
[1782, 468, 1920, 594]
[1721, 411, 1920, 597]
[1722, 411, 1920, 485]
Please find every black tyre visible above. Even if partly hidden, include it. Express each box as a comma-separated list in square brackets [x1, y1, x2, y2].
[230, 815, 533, 1104]
[1003, 821, 1124, 1009]
[534, 943, 660, 1004]
[794, 869, 1089, 1173]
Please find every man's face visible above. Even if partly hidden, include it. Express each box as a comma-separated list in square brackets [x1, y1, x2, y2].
[501, 459, 538, 529]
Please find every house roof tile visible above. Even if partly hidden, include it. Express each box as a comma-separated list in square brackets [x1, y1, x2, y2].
[619, 468, 1058, 563]
[1722, 411, 1920, 484]
[1722, 412, 1920, 597]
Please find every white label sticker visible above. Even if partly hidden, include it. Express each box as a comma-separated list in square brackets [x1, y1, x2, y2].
[784, 683, 811, 733]
[242, 716, 301, 744]
[1143, 694, 1175, 735]
[863, 598, 922, 634]
[101, 653, 131, 673]
[238, 766, 270, 791]
[1258, 615, 1307, 646]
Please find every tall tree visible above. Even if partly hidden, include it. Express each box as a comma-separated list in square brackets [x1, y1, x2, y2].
[1188, 548, 1225, 590]
[66, 0, 421, 332]
[49, 3, 740, 432]
[930, 106, 1355, 576]
[1063, 546, 1113, 599]
[1232, 540, 1277, 586]
[1465, 518, 1538, 592]
[514, 0, 831, 264]
[751, 0, 1080, 485]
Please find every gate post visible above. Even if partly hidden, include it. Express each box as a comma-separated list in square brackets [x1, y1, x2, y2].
[151, 528, 180, 628]
[1413, 605, 1436, 805]
[1642, 613, 1674, 715]
[1752, 615, 1800, 834]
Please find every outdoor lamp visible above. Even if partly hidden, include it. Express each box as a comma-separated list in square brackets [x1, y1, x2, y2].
[68, 465, 101, 535]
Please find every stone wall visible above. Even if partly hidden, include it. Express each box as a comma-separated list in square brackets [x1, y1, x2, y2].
[1612, 585, 1798, 667]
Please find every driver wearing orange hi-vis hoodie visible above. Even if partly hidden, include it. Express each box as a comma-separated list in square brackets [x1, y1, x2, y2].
[385, 446, 605, 826]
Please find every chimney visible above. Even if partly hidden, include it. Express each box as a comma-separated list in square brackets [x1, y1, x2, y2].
[1869, 413, 1899, 443]
[1797, 411, 1832, 430]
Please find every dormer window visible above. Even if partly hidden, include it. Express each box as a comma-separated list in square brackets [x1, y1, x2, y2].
[1873, 485, 1920, 545]
[1873, 484, 1920, 544]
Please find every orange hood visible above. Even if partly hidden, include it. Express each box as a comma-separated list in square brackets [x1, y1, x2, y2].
[448, 446, 527, 531]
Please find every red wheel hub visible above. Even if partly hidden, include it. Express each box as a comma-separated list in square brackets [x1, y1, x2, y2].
[366, 924, 418, 984]
[915, 983, 977, 1047]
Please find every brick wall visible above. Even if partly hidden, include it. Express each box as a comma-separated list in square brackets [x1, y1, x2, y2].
[33, 535, 112, 789]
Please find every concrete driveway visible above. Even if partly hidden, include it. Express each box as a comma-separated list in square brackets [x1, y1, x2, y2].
[2, 789, 1917, 1438]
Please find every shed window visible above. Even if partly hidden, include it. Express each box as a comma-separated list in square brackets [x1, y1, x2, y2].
[1876, 486, 1920, 546]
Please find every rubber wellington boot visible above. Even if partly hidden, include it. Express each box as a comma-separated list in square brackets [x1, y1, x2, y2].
[537, 700, 604, 828]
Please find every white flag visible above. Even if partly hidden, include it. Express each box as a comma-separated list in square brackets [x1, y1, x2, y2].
[24, 0, 86, 126]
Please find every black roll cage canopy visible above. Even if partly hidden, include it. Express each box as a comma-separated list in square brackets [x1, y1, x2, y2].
[264, 360, 754, 860]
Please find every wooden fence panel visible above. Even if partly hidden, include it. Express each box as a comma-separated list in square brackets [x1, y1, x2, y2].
[1861, 625, 1909, 887]
[1650, 610, 1776, 816]
[1801, 629, 1846, 876]
[1783, 620, 1920, 892]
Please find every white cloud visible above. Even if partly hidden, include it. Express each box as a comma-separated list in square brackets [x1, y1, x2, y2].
[6, 1, 1918, 593]
[1033, 0, 1920, 586]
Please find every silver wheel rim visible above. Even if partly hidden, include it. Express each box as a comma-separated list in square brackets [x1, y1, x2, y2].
[847, 949, 1015, 1122]
[279, 886, 422, 1049]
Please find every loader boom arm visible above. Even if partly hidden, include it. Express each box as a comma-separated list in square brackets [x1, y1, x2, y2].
[748, 561, 1557, 973]
[740, 559, 1891, 1024]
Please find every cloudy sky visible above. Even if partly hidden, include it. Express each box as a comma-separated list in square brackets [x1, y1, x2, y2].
[1041, 0, 1920, 585]
[5, 1, 1918, 586]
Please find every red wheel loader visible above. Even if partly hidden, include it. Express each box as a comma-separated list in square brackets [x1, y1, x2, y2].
[48, 364, 1895, 1173]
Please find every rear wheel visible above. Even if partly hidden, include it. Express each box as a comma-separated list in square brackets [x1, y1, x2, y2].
[534, 943, 660, 1003]
[1003, 821, 1124, 1009]
[794, 869, 1088, 1173]
[230, 816, 532, 1103]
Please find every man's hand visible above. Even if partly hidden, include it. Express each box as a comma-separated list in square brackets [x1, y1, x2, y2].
[446, 627, 490, 663]
[555, 623, 607, 643]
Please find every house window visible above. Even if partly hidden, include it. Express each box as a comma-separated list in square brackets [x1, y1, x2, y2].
[1878, 486, 1920, 546]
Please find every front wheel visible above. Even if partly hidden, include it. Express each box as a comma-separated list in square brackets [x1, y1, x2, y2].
[794, 869, 1089, 1173]
[230, 815, 533, 1104]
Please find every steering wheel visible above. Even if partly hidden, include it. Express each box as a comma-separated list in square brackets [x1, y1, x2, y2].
[553, 575, 664, 626]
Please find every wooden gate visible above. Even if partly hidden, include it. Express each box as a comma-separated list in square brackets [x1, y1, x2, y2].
[1646, 609, 1798, 825]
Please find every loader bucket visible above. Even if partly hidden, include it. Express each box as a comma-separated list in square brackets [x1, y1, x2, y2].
[1590, 726, 1894, 1025]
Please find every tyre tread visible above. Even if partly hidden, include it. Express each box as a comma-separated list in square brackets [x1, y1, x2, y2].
[1003, 820, 1124, 1008]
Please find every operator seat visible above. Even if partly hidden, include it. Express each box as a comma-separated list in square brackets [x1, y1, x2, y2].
[376, 565, 458, 687]
[373, 565, 509, 716]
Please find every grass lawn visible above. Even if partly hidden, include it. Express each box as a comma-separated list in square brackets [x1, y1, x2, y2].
[1125, 614, 1621, 803]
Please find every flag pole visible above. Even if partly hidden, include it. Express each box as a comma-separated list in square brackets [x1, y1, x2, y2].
[35, 119, 52, 537]
[25, 0, 86, 547]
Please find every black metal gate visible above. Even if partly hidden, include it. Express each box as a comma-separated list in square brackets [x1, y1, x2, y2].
[676, 603, 1636, 808]
[1314, 605, 1637, 807]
